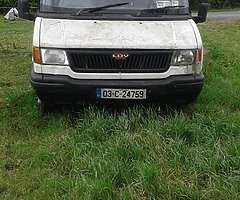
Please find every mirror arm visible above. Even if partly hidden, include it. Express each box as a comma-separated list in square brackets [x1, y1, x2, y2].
[27, 13, 36, 21]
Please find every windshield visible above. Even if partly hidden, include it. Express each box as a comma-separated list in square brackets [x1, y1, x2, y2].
[40, 0, 189, 13]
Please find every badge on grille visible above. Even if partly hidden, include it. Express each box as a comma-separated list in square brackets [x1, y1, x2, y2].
[112, 52, 129, 60]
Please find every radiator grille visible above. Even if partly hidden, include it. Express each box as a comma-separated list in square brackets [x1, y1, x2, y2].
[67, 50, 173, 73]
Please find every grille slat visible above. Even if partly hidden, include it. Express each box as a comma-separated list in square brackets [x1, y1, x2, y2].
[161, 55, 166, 67]
[152, 55, 157, 69]
[130, 55, 136, 69]
[159, 55, 163, 68]
[156, 55, 162, 69]
[67, 50, 173, 73]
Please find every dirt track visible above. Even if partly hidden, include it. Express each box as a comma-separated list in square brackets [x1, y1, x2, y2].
[207, 11, 240, 20]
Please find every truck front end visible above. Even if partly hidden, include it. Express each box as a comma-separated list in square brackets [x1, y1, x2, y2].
[27, 0, 207, 108]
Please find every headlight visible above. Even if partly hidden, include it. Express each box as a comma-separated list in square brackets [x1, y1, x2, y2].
[41, 49, 69, 65]
[171, 50, 196, 66]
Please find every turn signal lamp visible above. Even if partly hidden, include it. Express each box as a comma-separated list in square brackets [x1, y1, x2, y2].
[32, 46, 42, 64]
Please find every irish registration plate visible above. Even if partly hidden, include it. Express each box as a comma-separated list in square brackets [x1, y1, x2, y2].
[96, 88, 147, 99]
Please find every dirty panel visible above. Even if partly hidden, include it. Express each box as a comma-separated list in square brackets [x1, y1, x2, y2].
[33, 17, 42, 47]
[39, 19, 198, 49]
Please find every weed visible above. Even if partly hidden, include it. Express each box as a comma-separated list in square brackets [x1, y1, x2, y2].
[0, 18, 240, 199]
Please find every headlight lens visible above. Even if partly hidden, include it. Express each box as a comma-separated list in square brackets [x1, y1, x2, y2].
[41, 49, 69, 65]
[171, 50, 195, 66]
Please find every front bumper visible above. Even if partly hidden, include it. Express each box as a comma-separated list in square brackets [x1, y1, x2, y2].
[31, 69, 204, 105]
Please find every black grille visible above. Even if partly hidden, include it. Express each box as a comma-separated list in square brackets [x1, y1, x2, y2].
[67, 50, 173, 73]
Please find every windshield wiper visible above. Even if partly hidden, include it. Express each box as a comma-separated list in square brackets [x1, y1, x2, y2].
[76, 2, 130, 15]
[137, 6, 185, 17]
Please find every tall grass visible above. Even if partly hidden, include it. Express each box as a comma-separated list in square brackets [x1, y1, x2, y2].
[0, 18, 239, 199]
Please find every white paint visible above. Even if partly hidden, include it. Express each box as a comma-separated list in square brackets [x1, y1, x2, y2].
[189, 19, 202, 49]
[189, 20, 203, 70]
[33, 17, 42, 47]
[34, 63, 194, 80]
[39, 18, 199, 49]
[4, 8, 18, 20]
[33, 17, 203, 80]
[33, 63, 42, 73]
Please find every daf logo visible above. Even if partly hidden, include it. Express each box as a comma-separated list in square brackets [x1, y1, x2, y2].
[112, 52, 129, 60]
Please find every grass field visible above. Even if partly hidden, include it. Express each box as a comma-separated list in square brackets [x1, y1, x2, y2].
[0, 17, 240, 199]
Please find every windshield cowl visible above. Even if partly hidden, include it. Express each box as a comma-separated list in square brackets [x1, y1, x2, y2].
[136, 6, 189, 17]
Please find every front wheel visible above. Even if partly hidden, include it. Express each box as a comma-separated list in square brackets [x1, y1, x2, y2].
[38, 99, 55, 114]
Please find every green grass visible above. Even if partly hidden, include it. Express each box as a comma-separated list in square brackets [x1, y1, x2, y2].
[0, 17, 240, 199]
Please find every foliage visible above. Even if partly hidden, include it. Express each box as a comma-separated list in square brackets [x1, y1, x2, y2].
[189, 0, 240, 9]
[0, 0, 239, 9]
[0, 0, 37, 7]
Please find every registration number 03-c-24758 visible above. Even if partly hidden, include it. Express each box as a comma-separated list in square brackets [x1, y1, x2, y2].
[96, 88, 147, 99]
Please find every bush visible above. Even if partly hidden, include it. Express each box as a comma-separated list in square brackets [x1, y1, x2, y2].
[0, 0, 37, 7]
[190, 0, 240, 9]
[0, 0, 239, 9]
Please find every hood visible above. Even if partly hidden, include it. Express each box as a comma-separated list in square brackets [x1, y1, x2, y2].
[39, 18, 198, 49]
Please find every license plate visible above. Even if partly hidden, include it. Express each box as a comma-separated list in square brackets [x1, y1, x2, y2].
[96, 88, 147, 99]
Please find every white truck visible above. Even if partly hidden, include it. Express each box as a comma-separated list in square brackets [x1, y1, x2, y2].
[18, 0, 208, 111]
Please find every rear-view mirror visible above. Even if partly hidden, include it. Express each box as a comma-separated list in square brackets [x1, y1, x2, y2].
[192, 3, 208, 23]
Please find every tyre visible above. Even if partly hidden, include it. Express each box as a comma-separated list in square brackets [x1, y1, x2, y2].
[38, 99, 55, 114]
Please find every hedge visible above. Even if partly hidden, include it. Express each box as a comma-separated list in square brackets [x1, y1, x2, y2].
[0, 0, 37, 7]
[189, 0, 240, 9]
[0, 0, 239, 9]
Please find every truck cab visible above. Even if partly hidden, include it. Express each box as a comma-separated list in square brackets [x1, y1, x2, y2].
[18, 0, 208, 110]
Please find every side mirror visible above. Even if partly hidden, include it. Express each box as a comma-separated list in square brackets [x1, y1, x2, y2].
[17, 0, 35, 21]
[192, 3, 208, 23]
